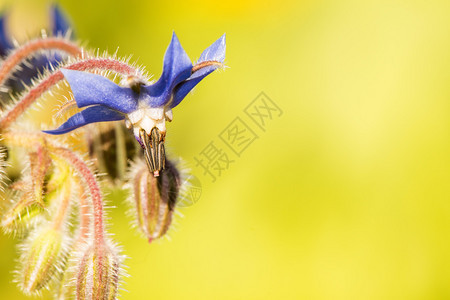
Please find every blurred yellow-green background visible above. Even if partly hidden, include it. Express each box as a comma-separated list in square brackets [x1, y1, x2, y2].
[1, 0, 450, 299]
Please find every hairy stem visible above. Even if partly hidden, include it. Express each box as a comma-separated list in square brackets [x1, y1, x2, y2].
[74, 176, 91, 245]
[0, 37, 82, 86]
[52, 147, 105, 245]
[0, 58, 140, 130]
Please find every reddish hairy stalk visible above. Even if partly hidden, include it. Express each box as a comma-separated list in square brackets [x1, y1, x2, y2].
[74, 177, 91, 245]
[53, 147, 105, 245]
[0, 70, 64, 129]
[0, 37, 82, 86]
[55, 149, 111, 297]
[0, 58, 140, 129]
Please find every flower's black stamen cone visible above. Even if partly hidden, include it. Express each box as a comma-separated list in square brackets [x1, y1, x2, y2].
[139, 128, 165, 176]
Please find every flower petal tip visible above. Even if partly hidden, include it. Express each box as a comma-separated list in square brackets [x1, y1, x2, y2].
[0, 12, 13, 56]
[141, 31, 193, 107]
[198, 33, 226, 64]
[51, 4, 72, 37]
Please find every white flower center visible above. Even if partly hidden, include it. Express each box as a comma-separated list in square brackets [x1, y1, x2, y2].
[126, 107, 173, 137]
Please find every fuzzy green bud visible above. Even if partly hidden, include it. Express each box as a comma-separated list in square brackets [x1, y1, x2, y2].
[76, 242, 121, 300]
[29, 147, 52, 206]
[18, 226, 65, 295]
[130, 159, 181, 242]
[1, 191, 44, 233]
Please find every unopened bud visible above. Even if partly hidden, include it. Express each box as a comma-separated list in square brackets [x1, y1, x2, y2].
[1, 170, 68, 234]
[1, 153, 70, 234]
[18, 226, 65, 295]
[130, 159, 181, 242]
[1, 190, 44, 233]
[29, 147, 52, 206]
[76, 242, 121, 300]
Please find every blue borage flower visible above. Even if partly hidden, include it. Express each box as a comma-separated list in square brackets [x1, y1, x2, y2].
[0, 4, 72, 93]
[44, 33, 226, 176]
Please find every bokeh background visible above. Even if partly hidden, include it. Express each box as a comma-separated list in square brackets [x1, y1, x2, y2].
[1, 0, 450, 299]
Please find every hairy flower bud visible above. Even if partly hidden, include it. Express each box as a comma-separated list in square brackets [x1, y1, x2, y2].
[129, 158, 181, 242]
[1, 162, 70, 234]
[1, 189, 44, 233]
[17, 226, 66, 295]
[75, 241, 121, 300]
